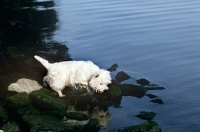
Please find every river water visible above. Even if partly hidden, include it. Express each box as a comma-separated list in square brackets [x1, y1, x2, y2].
[1, 0, 200, 131]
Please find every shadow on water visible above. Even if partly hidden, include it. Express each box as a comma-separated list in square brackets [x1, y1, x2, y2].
[0, 1, 164, 131]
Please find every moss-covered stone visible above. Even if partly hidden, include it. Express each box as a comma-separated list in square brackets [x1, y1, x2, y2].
[1, 121, 20, 132]
[122, 121, 162, 132]
[82, 118, 100, 132]
[0, 106, 8, 122]
[65, 112, 88, 121]
[135, 111, 157, 121]
[94, 85, 122, 106]
[7, 92, 30, 108]
[30, 88, 68, 116]
[22, 114, 72, 132]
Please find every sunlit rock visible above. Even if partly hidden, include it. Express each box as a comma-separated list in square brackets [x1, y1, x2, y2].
[122, 121, 162, 132]
[8, 78, 42, 94]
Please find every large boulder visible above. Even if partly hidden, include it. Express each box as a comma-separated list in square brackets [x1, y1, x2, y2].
[8, 78, 42, 94]
[30, 88, 68, 116]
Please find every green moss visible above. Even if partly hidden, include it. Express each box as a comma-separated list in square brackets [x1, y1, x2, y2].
[65, 112, 88, 121]
[122, 121, 162, 132]
[6, 46, 25, 59]
[0, 106, 8, 122]
[8, 92, 30, 108]
[82, 118, 100, 132]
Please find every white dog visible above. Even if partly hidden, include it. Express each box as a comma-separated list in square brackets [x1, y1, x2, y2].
[34, 55, 111, 97]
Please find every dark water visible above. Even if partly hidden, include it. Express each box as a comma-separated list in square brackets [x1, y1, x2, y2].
[1, 0, 200, 131]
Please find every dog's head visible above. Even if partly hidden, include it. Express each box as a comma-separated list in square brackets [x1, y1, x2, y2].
[89, 69, 111, 93]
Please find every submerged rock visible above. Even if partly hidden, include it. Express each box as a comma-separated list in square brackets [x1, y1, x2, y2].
[8, 78, 42, 94]
[115, 71, 131, 83]
[0, 106, 8, 122]
[135, 111, 157, 121]
[1, 121, 20, 132]
[145, 94, 158, 99]
[22, 114, 72, 132]
[144, 84, 165, 90]
[30, 88, 68, 116]
[122, 121, 161, 132]
[65, 112, 88, 121]
[150, 99, 164, 104]
[107, 63, 118, 72]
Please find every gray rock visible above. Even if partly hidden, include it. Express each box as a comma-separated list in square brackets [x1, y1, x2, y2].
[8, 78, 42, 94]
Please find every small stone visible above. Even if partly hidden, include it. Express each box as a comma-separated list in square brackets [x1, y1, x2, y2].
[115, 71, 131, 83]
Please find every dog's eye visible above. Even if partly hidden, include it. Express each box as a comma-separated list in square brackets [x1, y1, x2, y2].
[95, 74, 99, 78]
[100, 83, 103, 85]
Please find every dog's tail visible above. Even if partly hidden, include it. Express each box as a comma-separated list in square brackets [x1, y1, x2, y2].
[34, 55, 50, 69]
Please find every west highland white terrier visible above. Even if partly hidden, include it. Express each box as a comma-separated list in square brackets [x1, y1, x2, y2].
[34, 55, 111, 97]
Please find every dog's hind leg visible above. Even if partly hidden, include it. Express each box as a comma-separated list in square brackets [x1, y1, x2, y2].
[57, 89, 65, 97]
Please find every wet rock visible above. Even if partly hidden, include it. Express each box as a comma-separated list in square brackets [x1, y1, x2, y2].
[8, 78, 42, 94]
[115, 71, 131, 83]
[150, 99, 164, 104]
[68, 94, 98, 111]
[136, 78, 150, 86]
[94, 85, 122, 106]
[7, 92, 30, 108]
[22, 114, 72, 132]
[82, 118, 100, 132]
[1, 121, 20, 132]
[145, 94, 158, 99]
[65, 112, 88, 121]
[30, 88, 68, 116]
[120, 84, 146, 98]
[122, 121, 162, 132]
[0, 106, 8, 122]
[107, 63, 118, 72]
[135, 111, 157, 121]
[17, 106, 40, 115]
[144, 84, 165, 90]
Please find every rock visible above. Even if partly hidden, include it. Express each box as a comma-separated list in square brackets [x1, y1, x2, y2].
[144, 84, 165, 90]
[120, 84, 146, 98]
[122, 121, 162, 132]
[22, 114, 72, 132]
[94, 85, 122, 106]
[65, 112, 88, 121]
[136, 78, 150, 86]
[1, 121, 20, 132]
[107, 63, 118, 72]
[145, 94, 158, 99]
[7, 92, 30, 108]
[82, 118, 100, 132]
[115, 71, 131, 83]
[135, 111, 157, 121]
[150, 99, 164, 104]
[30, 88, 68, 116]
[8, 78, 42, 94]
[0, 106, 8, 122]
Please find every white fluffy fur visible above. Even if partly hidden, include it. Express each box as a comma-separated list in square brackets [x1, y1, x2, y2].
[34, 55, 111, 97]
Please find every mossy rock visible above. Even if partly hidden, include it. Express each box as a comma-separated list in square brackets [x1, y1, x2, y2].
[122, 121, 162, 132]
[82, 118, 100, 132]
[30, 88, 68, 116]
[65, 112, 88, 121]
[0, 106, 8, 122]
[22, 114, 72, 132]
[135, 111, 157, 121]
[7, 92, 30, 108]
[1, 121, 20, 132]
[94, 85, 122, 106]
